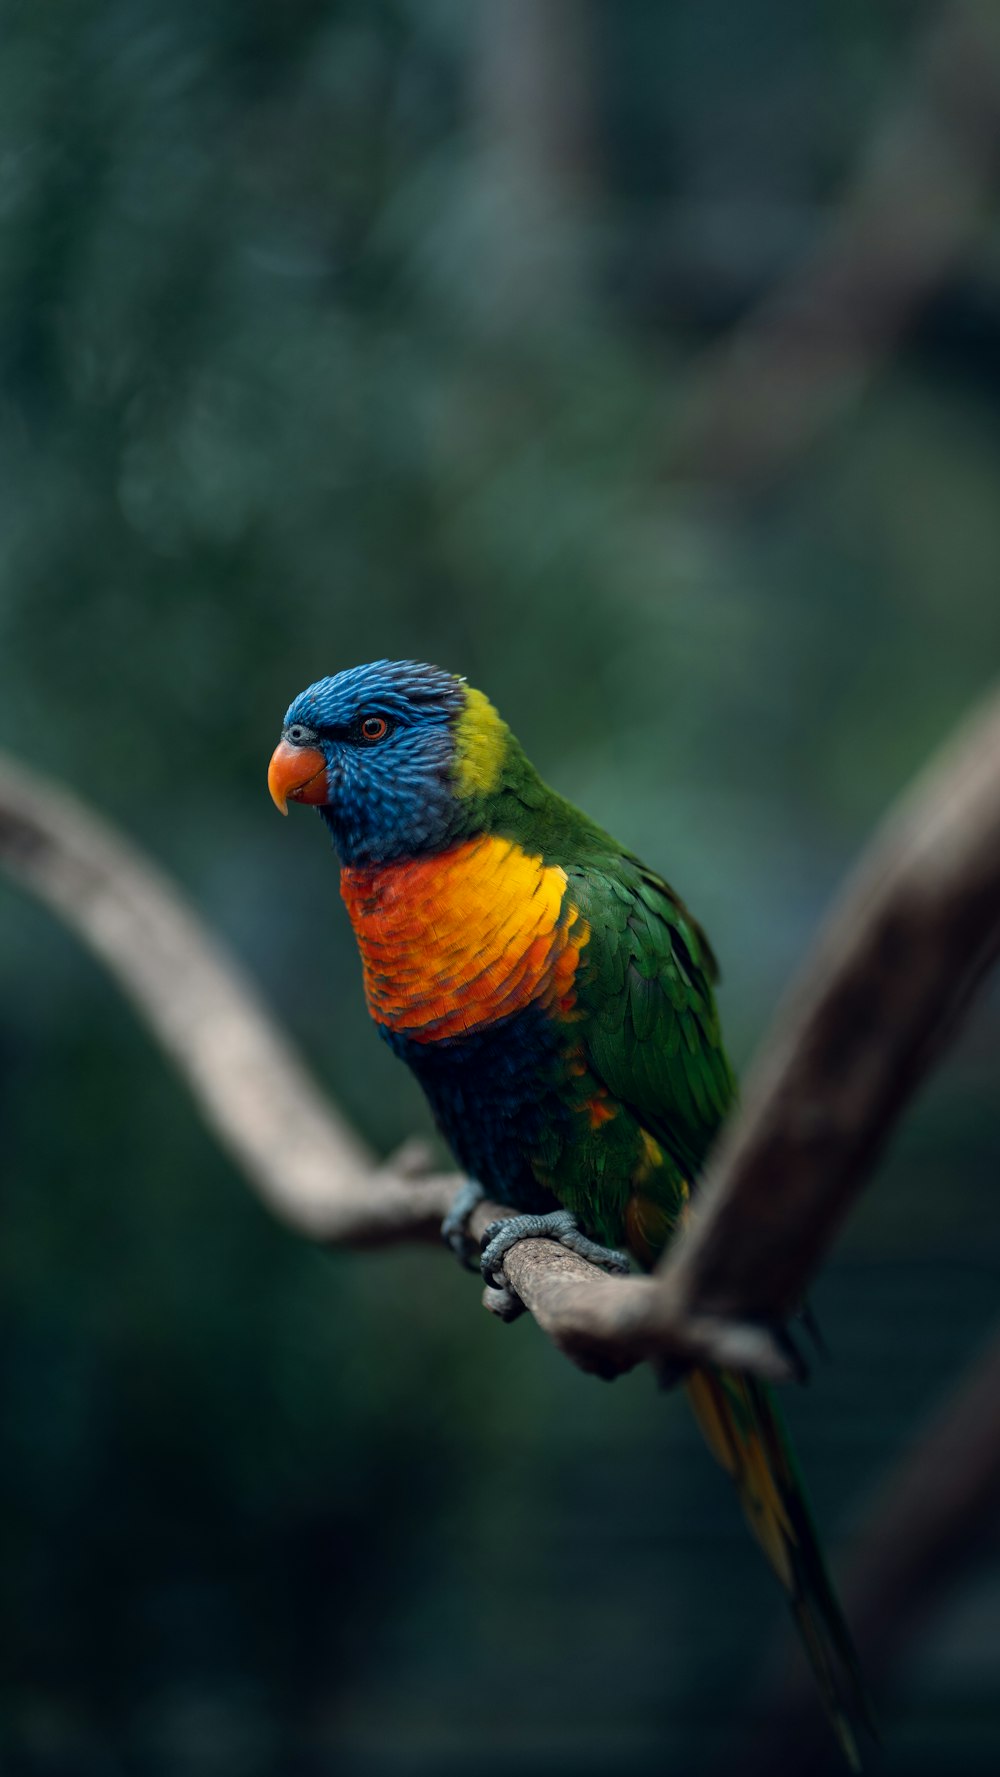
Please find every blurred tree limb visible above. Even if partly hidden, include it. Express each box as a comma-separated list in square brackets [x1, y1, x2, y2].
[1, 686, 1000, 1385]
[672, 1, 1000, 489]
[468, 0, 601, 324]
[739, 1324, 1000, 1776]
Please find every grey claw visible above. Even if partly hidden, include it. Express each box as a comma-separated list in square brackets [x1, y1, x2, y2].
[441, 1179, 487, 1269]
[565, 1237, 630, 1277]
[478, 1217, 517, 1287]
[479, 1209, 631, 1290]
[482, 1281, 527, 1322]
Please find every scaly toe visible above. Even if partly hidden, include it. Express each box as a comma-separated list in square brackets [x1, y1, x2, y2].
[559, 1229, 631, 1276]
[479, 1209, 630, 1289]
[479, 1217, 510, 1252]
[440, 1179, 487, 1269]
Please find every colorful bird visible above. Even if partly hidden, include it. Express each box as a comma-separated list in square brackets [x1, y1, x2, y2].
[268, 659, 871, 1766]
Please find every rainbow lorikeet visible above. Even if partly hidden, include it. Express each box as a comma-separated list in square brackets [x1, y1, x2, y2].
[268, 659, 870, 1765]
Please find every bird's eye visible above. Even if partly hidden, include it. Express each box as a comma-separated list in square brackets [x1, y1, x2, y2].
[359, 715, 391, 743]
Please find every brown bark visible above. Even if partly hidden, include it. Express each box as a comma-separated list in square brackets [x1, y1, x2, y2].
[657, 686, 1000, 1332]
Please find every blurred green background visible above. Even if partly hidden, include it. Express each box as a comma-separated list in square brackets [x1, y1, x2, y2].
[2, 3, 1000, 1773]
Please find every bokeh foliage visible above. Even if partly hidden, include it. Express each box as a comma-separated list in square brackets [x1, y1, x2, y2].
[2, 3, 1000, 1773]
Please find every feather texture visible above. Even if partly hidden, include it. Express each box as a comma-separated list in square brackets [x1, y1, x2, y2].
[275, 660, 871, 1767]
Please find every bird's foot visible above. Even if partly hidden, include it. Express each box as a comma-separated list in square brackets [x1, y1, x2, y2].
[441, 1178, 487, 1270]
[480, 1209, 630, 1291]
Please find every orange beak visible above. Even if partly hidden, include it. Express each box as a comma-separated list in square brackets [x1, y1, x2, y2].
[267, 739, 329, 814]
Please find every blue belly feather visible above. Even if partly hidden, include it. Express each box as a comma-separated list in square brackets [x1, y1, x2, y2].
[380, 1002, 571, 1213]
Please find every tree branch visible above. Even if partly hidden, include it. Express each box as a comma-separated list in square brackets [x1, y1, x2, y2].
[653, 685, 1000, 1335]
[1, 683, 1000, 1381]
[841, 1325, 1000, 1694]
[671, 2, 1000, 490]
[0, 761, 456, 1247]
[738, 1322, 1000, 1776]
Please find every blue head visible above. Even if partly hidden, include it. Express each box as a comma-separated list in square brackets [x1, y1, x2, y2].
[268, 659, 508, 865]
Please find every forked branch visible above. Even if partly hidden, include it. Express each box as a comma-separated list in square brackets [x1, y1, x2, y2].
[1, 684, 999, 1381]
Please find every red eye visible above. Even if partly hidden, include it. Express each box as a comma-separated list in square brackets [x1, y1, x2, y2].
[359, 715, 389, 743]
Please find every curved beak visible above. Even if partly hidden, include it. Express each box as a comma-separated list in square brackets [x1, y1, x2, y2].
[267, 739, 329, 814]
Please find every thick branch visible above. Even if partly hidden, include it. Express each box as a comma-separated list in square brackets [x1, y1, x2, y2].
[1, 684, 1000, 1380]
[656, 686, 1000, 1338]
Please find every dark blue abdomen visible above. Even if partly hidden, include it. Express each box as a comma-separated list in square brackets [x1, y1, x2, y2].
[381, 1002, 570, 1212]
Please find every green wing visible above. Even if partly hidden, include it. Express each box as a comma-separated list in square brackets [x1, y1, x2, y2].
[569, 858, 736, 1182]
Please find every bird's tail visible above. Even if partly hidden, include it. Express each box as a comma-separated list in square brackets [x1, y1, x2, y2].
[686, 1366, 874, 1771]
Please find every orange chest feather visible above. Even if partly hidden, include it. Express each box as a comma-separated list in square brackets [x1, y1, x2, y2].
[339, 836, 589, 1042]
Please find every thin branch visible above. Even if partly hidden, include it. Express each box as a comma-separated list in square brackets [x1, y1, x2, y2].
[738, 1322, 1000, 1777]
[0, 761, 457, 1247]
[1, 683, 1000, 1382]
[671, 2, 1000, 490]
[848, 1324, 1000, 1687]
[467, 0, 602, 323]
